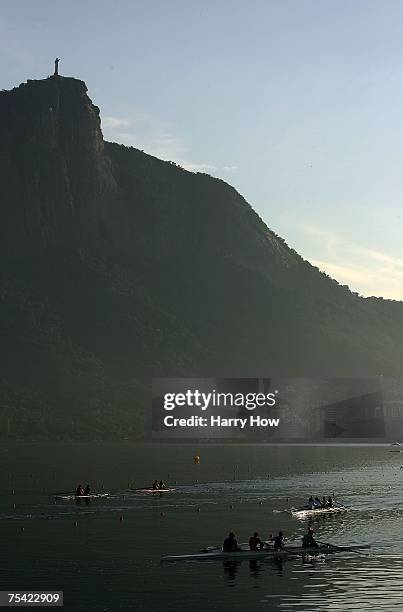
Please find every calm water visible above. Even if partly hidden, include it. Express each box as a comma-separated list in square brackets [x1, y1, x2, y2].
[1, 443, 403, 611]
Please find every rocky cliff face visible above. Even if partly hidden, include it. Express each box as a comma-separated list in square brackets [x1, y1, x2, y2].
[0, 76, 296, 271]
[1, 76, 403, 438]
[0, 76, 115, 256]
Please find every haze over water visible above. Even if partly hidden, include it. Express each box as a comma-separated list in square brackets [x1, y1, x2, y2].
[1, 443, 403, 611]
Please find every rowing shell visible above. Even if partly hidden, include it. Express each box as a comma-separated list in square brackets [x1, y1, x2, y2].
[291, 505, 347, 518]
[54, 493, 111, 500]
[161, 544, 369, 562]
[135, 488, 175, 494]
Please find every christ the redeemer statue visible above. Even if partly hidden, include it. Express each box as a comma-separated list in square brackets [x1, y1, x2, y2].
[54, 58, 60, 76]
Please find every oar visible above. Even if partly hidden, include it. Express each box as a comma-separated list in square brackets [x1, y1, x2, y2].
[202, 539, 278, 553]
[261, 541, 304, 557]
[316, 540, 370, 555]
[201, 542, 250, 552]
[282, 547, 310, 557]
[332, 501, 348, 510]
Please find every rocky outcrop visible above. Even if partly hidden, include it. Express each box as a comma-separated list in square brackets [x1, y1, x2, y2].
[0, 76, 115, 256]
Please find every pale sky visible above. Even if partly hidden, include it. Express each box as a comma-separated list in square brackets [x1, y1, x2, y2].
[2, 0, 403, 299]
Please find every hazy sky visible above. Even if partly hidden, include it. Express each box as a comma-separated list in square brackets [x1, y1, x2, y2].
[2, 0, 403, 299]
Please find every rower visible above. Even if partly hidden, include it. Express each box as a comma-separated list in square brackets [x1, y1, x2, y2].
[327, 495, 333, 507]
[321, 496, 327, 508]
[152, 480, 158, 490]
[75, 484, 84, 497]
[308, 496, 314, 508]
[249, 532, 263, 551]
[223, 532, 241, 552]
[314, 497, 321, 507]
[302, 527, 319, 548]
[84, 484, 91, 495]
[158, 479, 165, 490]
[271, 531, 285, 550]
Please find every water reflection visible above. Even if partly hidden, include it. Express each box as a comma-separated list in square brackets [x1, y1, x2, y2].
[74, 497, 91, 506]
[270, 557, 284, 576]
[281, 556, 403, 610]
[222, 560, 241, 584]
[248, 559, 264, 579]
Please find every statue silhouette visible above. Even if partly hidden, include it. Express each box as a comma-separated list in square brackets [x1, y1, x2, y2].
[54, 58, 60, 76]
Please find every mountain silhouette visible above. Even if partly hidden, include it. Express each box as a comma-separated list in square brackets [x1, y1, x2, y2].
[1, 75, 402, 438]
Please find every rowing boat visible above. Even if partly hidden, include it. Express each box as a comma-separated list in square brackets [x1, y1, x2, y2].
[54, 493, 111, 500]
[161, 543, 369, 562]
[135, 487, 175, 494]
[291, 505, 347, 518]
